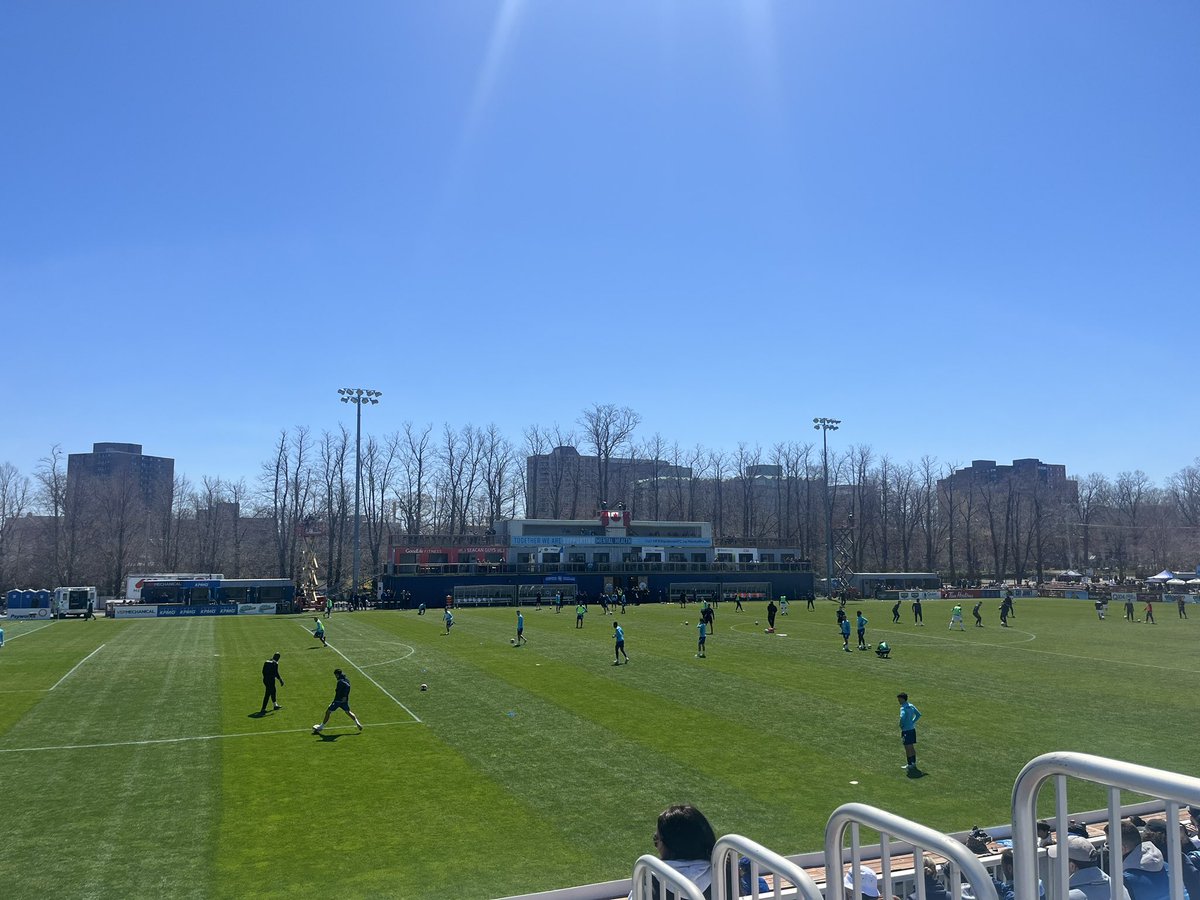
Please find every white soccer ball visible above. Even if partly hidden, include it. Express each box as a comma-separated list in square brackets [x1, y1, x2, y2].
[311, 725, 321, 733]
[684, 621, 689, 625]
[755, 620, 759, 625]
[419, 683, 428, 691]
[510, 638, 515, 644]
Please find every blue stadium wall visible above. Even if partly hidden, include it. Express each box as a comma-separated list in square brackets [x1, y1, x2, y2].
[381, 571, 815, 608]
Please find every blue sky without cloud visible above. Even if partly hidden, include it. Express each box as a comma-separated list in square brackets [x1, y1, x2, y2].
[2, 1, 1197, 488]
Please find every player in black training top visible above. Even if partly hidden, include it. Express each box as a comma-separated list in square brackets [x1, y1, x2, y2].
[260, 652, 284, 713]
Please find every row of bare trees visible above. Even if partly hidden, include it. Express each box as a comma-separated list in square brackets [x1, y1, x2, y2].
[3, 403, 1199, 595]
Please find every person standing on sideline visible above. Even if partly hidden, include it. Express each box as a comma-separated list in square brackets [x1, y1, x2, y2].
[85, 598, 95, 620]
[840, 616, 852, 652]
[575, 602, 586, 629]
[1124, 597, 1136, 622]
[312, 617, 327, 647]
[260, 652, 284, 713]
[612, 621, 629, 665]
[972, 601, 984, 627]
[324, 596, 333, 619]
[913, 598, 924, 625]
[897, 692, 922, 774]
[856, 610, 869, 650]
[1178, 596, 1188, 619]
[949, 604, 965, 631]
[892, 599, 902, 623]
[443, 607, 454, 634]
[515, 610, 527, 645]
[312, 668, 363, 734]
[1144, 600, 1156, 624]
[806, 594, 815, 610]
[696, 619, 707, 658]
[766, 599, 778, 632]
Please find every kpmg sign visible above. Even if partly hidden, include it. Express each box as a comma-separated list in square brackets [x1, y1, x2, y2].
[510, 535, 711, 547]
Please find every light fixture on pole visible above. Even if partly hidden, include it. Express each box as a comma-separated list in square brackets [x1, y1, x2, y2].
[339, 387, 382, 607]
[813, 417, 841, 599]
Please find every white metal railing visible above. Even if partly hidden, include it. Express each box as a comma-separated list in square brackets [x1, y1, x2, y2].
[631, 854, 708, 900]
[1012, 752, 1200, 900]
[711, 834, 823, 900]
[826, 803, 1000, 900]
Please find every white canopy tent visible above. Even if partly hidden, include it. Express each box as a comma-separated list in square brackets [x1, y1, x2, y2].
[1146, 570, 1175, 583]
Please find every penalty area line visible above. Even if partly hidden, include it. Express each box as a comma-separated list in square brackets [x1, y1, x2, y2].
[0, 720, 419, 755]
[295, 622, 423, 724]
[51, 643, 106, 691]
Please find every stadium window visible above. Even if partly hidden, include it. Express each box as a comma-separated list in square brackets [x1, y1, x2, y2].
[593, 553, 610, 564]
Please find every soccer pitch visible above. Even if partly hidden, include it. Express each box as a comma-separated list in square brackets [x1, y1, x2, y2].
[0, 599, 1194, 899]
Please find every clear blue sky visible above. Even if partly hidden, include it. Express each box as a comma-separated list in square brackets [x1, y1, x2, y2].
[3, 2, 1197, 489]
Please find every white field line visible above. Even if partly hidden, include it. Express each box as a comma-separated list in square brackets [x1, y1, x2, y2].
[0, 720, 419, 755]
[50, 643, 106, 691]
[297, 622, 422, 723]
[3, 621, 56, 641]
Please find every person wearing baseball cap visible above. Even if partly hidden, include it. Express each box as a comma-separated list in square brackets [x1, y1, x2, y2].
[1047, 835, 1130, 900]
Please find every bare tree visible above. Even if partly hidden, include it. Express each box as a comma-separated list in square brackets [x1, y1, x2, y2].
[0, 462, 32, 593]
[578, 403, 641, 507]
[398, 422, 433, 538]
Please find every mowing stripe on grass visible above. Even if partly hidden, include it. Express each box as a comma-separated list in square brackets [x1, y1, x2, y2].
[295, 621, 423, 723]
[2, 620, 55, 640]
[0, 719, 420, 754]
[49, 642, 105, 690]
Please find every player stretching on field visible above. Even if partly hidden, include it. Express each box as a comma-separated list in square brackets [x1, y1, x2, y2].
[312, 617, 327, 647]
[313, 668, 362, 734]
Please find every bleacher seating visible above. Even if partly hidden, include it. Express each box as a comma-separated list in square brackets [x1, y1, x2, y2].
[496, 752, 1200, 900]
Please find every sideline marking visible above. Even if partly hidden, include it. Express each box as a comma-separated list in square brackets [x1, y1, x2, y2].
[297, 623, 422, 723]
[0, 720, 419, 755]
[3, 621, 56, 641]
[50, 644, 106, 691]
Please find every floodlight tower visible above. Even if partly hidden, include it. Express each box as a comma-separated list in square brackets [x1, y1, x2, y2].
[813, 417, 841, 598]
[339, 388, 382, 607]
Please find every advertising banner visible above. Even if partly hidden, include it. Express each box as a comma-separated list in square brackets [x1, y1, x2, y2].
[155, 604, 238, 617]
[237, 603, 278, 616]
[6, 607, 51, 619]
[899, 591, 941, 601]
[1112, 592, 1138, 603]
[114, 605, 160, 619]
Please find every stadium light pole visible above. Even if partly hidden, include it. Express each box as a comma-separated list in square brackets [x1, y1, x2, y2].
[339, 388, 382, 608]
[813, 417, 841, 599]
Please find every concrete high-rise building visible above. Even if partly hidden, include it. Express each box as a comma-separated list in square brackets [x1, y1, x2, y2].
[67, 442, 175, 518]
[937, 458, 1078, 507]
[526, 446, 691, 519]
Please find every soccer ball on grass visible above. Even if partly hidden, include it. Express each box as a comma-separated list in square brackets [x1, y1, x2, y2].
[419, 683, 428, 691]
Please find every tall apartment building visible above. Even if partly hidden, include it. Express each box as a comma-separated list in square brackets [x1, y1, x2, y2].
[526, 446, 692, 519]
[937, 458, 1078, 507]
[67, 442, 175, 519]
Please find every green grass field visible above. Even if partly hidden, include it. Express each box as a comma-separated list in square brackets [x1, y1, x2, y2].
[0, 598, 1194, 899]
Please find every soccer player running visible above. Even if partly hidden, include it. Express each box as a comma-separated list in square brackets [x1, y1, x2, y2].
[612, 621, 629, 665]
[443, 608, 454, 634]
[313, 668, 363, 734]
[312, 617, 327, 647]
[897, 692, 922, 775]
[260, 652, 284, 713]
[515, 610, 527, 645]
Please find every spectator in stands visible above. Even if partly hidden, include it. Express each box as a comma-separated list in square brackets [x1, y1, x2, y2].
[635, 804, 716, 900]
[908, 859, 951, 900]
[1037, 821, 1054, 848]
[1144, 819, 1200, 900]
[1189, 807, 1200, 850]
[1116, 819, 1170, 900]
[844, 863, 882, 899]
[1048, 835, 1131, 900]
[997, 847, 1045, 899]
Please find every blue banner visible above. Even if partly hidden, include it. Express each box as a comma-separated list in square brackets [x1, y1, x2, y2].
[156, 604, 239, 617]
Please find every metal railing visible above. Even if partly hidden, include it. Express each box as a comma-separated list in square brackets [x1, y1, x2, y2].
[826, 802, 999, 900]
[631, 854, 708, 900]
[1012, 752, 1200, 900]
[712, 834, 823, 900]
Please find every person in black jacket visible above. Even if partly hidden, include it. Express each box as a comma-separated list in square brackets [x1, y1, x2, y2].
[312, 669, 363, 734]
[260, 652, 284, 713]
